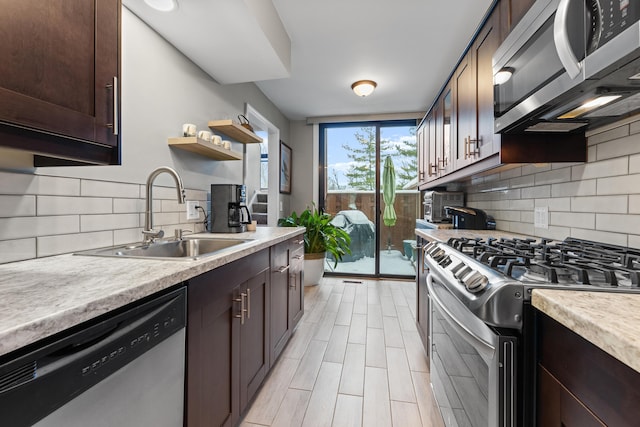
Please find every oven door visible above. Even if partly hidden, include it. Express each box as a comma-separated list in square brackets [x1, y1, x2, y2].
[428, 274, 517, 427]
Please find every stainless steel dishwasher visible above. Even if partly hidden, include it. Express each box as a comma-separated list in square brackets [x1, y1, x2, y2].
[0, 286, 186, 427]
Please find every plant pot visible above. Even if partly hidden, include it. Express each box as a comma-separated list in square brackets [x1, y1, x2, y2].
[304, 252, 325, 286]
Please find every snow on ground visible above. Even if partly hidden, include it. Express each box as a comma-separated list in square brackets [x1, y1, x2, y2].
[326, 250, 416, 276]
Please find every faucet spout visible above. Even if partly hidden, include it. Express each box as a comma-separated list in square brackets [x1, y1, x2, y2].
[143, 166, 186, 243]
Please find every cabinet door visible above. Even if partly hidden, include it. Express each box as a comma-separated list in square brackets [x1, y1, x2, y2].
[415, 237, 430, 359]
[240, 268, 270, 411]
[270, 241, 291, 363]
[417, 123, 428, 186]
[289, 240, 305, 328]
[440, 88, 454, 176]
[453, 53, 477, 169]
[475, 9, 501, 160]
[187, 274, 240, 427]
[538, 366, 605, 427]
[0, 0, 120, 165]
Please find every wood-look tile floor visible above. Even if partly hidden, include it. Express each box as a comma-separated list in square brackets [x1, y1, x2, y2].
[241, 277, 444, 427]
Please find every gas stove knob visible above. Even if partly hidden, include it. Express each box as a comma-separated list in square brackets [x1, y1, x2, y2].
[431, 249, 446, 262]
[438, 255, 452, 267]
[453, 265, 472, 280]
[465, 272, 489, 293]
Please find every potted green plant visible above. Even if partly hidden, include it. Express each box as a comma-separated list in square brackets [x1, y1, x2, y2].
[278, 204, 351, 286]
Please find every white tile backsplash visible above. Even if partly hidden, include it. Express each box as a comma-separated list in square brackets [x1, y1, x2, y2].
[0, 172, 211, 263]
[464, 118, 640, 249]
[37, 196, 112, 216]
[0, 195, 36, 217]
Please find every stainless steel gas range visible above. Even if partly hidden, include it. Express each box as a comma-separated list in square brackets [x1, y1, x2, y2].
[422, 236, 640, 427]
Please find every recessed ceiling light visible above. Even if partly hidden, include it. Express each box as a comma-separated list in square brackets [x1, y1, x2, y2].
[351, 80, 377, 97]
[144, 0, 178, 12]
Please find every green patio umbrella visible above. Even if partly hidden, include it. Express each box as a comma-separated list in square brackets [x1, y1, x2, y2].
[382, 155, 397, 227]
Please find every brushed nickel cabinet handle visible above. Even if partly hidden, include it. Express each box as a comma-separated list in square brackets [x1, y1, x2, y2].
[233, 293, 246, 325]
[277, 265, 290, 273]
[106, 77, 118, 136]
[246, 288, 251, 320]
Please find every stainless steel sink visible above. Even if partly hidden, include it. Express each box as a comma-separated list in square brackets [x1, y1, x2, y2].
[76, 238, 253, 260]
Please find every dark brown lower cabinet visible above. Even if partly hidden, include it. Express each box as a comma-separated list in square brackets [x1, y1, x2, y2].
[537, 313, 640, 427]
[270, 237, 304, 364]
[186, 249, 270, 427]
[415, 237, 430, 360]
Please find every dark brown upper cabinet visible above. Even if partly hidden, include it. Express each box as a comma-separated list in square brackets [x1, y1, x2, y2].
[0, 0, 121, 166]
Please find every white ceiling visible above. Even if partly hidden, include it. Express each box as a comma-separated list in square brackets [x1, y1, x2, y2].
[124, 0, 495, 120]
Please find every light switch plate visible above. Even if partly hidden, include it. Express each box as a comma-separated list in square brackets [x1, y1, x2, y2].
[186, 201, 199, 220]
[534, 207, 549, 229]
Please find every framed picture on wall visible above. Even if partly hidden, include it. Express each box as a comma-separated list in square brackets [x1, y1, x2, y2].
[280, 141, 292, 194]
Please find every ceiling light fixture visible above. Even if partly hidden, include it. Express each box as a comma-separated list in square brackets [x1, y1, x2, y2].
[351, 80, 377, 97]
[144, 0, 178, 12]
[494, 67, 514, 85]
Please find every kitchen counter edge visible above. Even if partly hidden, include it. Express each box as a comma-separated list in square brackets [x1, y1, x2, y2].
[0, 227, 304, 358]
[532, 289, 640, 373]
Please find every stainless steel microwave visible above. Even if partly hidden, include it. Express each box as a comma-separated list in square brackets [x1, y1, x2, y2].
[493, 0, 640, 133]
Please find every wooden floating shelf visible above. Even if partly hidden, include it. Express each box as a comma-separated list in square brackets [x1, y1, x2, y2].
[208, 119, 263, 144]
[168, 137, 243, 161]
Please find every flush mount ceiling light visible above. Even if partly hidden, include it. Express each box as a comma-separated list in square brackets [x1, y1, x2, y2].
[494, 67, 514, 85]
[144, 0, 178, 12]
[351, 80, 377, 97]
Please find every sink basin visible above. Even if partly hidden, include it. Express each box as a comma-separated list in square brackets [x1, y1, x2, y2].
[76, 238, 253, 260]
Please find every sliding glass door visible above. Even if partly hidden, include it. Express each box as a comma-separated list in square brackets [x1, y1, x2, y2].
[320, 120, 419, 278]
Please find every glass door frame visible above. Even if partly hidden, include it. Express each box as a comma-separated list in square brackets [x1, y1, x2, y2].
[319, 119, 417, 279]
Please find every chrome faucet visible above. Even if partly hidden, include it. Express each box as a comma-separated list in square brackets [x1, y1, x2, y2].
[142, 166, 186, 243]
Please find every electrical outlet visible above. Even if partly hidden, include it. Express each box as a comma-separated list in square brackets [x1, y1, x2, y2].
[186, 201, 199, 220]
[534, 207, 549, 229]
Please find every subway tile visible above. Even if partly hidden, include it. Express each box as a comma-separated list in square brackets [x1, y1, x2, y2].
[81, 180, 139, 198]
[628, 234, 640, 249]
[630, 119, 640, 135]
[113, 198, 143, 214]
[493, 210, 520, 222]
[571, 196, 628, 213]
[571, 157, 628, 181]
[550, 212, 595, 229]
[114, 228, 143, 245]
[522, 185, 551, 199]
[588, 124, 629, 145]
[0, 195, 36, 217]
[81, 214, 139, 232]
[587, 145, 597, 162]
[597, 174, 640, 195]
[596, 134, 640, 160]
[161, 199, 183, 212]
[0, 239, 36, 264]
[535, 225, 571, 241]
[498, 188, 522, 201]
[0, 172, 79, 196]
[520, 211, 534, 223]
[521, 163, 551, 176]
[509, 199, 534, 211]
[551, 180, 596, 197]
[499, 167, 522, 180]
[185, 188, 208, 201]
[630, 195, 640, 214]
[509, 175, 535, 189]
[629, 154, 640, 174]
[571, 227, 627, 246]
[37, 231, 113, 257]
[491, 200, 510, 211]
[534, 168, 571, 186]
[534, 198, 571, 211]
[148, 185, 185, 200]
[0, 216, 79, 240]
[150, 212, 180, 227]
[552, 162, 583, 169]
[508, 222, 534, 236]
[37, 196, 112, 216]
[596, 214, 640, 234]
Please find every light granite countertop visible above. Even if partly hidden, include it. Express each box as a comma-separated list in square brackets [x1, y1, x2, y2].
[532, 289, 640, 373]
[0, 227, 304, 358]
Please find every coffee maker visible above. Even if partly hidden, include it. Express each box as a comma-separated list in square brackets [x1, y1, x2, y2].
[210, 184, 252, 233]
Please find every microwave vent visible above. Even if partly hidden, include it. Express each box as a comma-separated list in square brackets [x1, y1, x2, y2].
[584, 92, 640, 117]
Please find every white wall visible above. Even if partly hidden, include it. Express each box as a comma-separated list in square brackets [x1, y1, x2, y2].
[288, 120, 316, 214]
[0, 8, 290, 263]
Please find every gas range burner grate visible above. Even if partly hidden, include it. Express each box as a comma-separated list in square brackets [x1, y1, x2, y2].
[446, 236, 640, 287]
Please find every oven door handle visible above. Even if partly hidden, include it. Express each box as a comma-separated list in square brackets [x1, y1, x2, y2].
[553, 0, 582, 79]
[427, 274, 496, 358]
